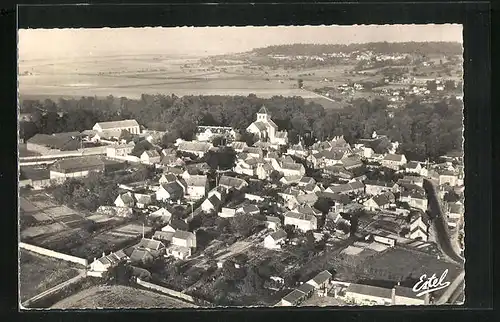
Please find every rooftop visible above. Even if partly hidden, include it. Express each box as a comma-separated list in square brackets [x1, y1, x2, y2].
[285, 211, 315, 222]
[95, 119, 139, 130]
[282, 289, 306, 304]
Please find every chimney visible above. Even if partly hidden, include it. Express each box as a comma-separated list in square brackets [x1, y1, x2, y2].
[391, 286, 396, 305]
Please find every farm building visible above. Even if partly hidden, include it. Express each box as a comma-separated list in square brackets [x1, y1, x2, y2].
[49, 156, 105, 181]
[93, 119, 141, 135]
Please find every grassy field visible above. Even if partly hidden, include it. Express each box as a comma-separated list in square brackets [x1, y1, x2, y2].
[51, 285, 198, 309]
[19, 249, 81, 302]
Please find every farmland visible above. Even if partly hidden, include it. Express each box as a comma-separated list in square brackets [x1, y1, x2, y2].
[19, 249, 82, 302]
[19, 191, 152, 260]
[51, 285, 198, 309]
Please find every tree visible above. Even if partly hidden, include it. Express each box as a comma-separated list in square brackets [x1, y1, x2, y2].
[444, 80, 456, 91]
[205, 147, 236, 170]
[426, 80, 437, 92]
[297, 79, 304, 89]
[314, 197, 334, 214]
[269, 170, 283, 184]
[284, 224, 297, 239]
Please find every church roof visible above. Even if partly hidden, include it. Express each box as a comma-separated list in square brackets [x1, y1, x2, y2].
[258, 106, 268, 114]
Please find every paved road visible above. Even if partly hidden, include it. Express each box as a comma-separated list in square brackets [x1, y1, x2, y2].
[423, 179, 464, 264]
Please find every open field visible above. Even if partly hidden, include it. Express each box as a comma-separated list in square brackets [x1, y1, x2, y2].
[19, 249, 81, 302]
[51, 285, 198, 309]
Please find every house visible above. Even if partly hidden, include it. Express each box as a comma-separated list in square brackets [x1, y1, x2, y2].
[364, 180, 394, 196]
[231, 141, 248, 153]
[219, 207, 237, 218]
[155, 181, 184, 202]
[114, 192, 136, 208]
[183, 175, 208, 200]
[323, 166, 354, 180]
[93, 119, 141, 135]
[234, 159, 257, 176]
[287, 142, 308, 158]
[136, 237, 165, 251]
[298, 177, 316, 187]
[409, 213, 428, 241]
[405, 161, 427, 176]
[106, 143, 134, 158]
[352, 144, 375, 159]
[129, 248, 155, 265]
[134, 193, 155, 208]
[263, 229, 287, 249]
[305, 270, 333, 292]
[243, 146, 264, 159]
[219, 175, 248, 191]
[49, 156, 105, 181]
[140, 150, 161, 164]
[88, 250, 128, 277]
[324, 181, 365, 195]
[297, 282, 316, 298]
[402, 175, 424, 187]
[400, 190, 428, 211]
[371, 233, 397, 247]
[149, 207, 173, 224]
[344, 283, 427, 306]
[280, 289, 307, 306]
[159, 173, 178, 185]
[295, 204, 322, 217]
[265, 216, 281, 231]
[196, 125, 236, 142]
[284, 211, 317, 232]
[161, 218, 189, 233]
[236, 204, 260, 215]
[153, 231, 174, 243]
[201, 195, 222, 213]
[172, 230, 197, 248]
[364, 192, 396, 211]
[165, 245, 192, 260]
[26, 132, 81, 154]
[381, 153, 407, 170]
[178, 141, 212, 157]
[446, 201, 464, 220]
[280, 162, 306, 177]
[302, 183, 322, 194]
[341, 156, 363, 170]
[246, 106, 281, 144]
[438, 169, 458, 186]
[96, 205, 133, 218]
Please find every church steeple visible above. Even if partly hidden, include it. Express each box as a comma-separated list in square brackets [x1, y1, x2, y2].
[257, 105, 268, 121]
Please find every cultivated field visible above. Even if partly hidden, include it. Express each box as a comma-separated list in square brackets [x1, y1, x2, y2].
[19, 249, 81, 302]
[51, 285, 198, 309]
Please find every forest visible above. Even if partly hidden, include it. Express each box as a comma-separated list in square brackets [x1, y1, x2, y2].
[19, 92, 463, 162]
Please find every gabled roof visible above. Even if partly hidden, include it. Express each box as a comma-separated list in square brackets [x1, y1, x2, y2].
[296, 193, 319, 205]
[282, 289, 306, 304]
[161, 173, 178, 183]
[207, 195, 222, 209]
[284, 211, 315, 222]
[184, 175, 208, 187]
[345, 283, 392, 299]
[269, 229, 287, 241]
[252, 122, 269, 131]
[169, 218, 189, 231]
[365, 180, 393, 188]
[172, 230, 195, 241]
[27, 133, 80, 151]
[142, 150, 160, 158]
[153, 231, 174, 241]
[266, 216, 281, 224]
[383, 153, 405, 162]
[341, 156, 363, 167]
[137, 238, 164, 250]
[95, 119, 139, 130]
[258, 106, 268, 114]
[310, 270, 333, 285]
[129, 248, 152, 263]
[281, 162, 304, 171]
[219, 175, 248, 189]
[117, 192, 135, 206]
[406, 161, 421, 169]
[161, 182, 184, 196]
[297, 282, 316, 294]
[296, 204, 321, 216]
[178, 141, 211, 153]
[371, 192, 395, 207]
[242, 204, 260, 213]
[51, 156, 105, 173]
[299, 176, 315, 184]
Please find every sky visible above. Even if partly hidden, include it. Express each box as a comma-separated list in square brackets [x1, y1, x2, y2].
[18, 25, 462, 60]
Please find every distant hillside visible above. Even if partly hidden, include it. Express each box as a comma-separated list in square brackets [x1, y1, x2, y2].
[249, 42, 463, 56]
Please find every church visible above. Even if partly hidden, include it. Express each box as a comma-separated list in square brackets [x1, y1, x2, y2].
[246, 106, 288, 145]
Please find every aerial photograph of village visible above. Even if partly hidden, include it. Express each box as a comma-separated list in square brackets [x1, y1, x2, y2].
[18, 25, 464, 309]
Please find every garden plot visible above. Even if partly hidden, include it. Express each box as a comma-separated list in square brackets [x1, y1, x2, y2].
[21, 222, 66, 239]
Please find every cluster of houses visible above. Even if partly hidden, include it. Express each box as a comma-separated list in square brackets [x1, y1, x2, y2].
[278, 270, 333, 306]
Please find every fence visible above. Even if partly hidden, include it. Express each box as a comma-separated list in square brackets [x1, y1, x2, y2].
[136, 278, 213, 307]
[19, 242, 88, 267]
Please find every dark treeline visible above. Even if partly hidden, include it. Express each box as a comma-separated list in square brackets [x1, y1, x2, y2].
[19, 93, 463, 161]
[250, 42, 463, 57]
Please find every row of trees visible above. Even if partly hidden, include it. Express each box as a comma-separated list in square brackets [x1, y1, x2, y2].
[20, 92, 463, 161]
